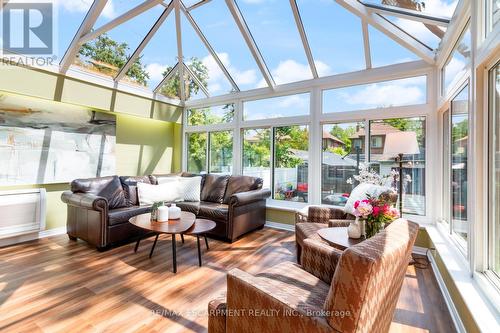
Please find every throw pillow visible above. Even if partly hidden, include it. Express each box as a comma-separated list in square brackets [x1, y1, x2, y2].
[137, 181, 183, 206]
[178, 176, 202, 202]
[344, 183, 392, 215]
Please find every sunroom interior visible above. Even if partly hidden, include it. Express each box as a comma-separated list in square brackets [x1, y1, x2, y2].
[0, 0, 499, 332]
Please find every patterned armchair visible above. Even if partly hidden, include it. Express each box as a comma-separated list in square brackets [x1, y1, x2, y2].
[208, 219, 419, 333]
[295, 205, 355, 263]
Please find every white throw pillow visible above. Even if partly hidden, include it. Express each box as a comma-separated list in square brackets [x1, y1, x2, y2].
[137, 181, 183, 206]
[344, 183, 392, 215]
[178, 176, 202, 202]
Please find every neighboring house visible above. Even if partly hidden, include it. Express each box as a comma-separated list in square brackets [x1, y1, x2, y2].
[322, 131, 345, 149]
[349, 122, 401, 158]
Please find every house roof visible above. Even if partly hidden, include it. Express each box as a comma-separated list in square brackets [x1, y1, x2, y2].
[349, 122, 401, 139]
[322, 131, 345, 145]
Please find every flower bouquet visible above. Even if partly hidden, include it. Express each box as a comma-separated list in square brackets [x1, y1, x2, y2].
[353, 192, 400, 238]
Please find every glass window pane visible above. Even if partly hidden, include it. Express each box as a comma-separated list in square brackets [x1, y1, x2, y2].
[242, 128, 271, 189]
[321, 122, 365, 206]
[369, 25, 419, 68]
[369, 117, 426, 216]
[442, 110, 451, 224]
[209, 131, 233, 174]
[490, 0, 500, 30]
[187, 132, 207, 173]
[243, 93, 310, 121]
[451, 85, 469, 245]
[297, 1, 364, 75]
[187, 104, 234, 126]
[443, 26, 471, 95]
[323, 76, 426, 113]
[381, 15, 444, 51]
[236, 0, 312, 84]
[274, 125, 309, 202]
[491, 63, 500, 276]
[362, 1, 458, 18]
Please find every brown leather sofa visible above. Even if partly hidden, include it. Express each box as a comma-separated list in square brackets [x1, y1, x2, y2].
[61, 173, 270, 250]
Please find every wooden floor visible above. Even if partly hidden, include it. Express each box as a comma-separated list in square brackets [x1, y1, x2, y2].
[0, 228, 455, 333]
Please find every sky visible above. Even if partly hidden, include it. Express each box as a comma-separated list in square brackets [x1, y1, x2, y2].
[7, 0, 459, 106]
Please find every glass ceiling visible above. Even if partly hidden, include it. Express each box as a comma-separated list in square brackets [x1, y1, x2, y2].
[6, 0, 459, 102]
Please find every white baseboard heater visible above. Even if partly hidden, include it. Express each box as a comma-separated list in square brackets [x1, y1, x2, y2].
[0, 189, 47, 244]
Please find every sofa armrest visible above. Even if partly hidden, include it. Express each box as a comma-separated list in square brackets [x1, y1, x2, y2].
[208, 294, 227, 333]
[301, 238, 342, 284]
[61, 191, 108, 211]
[229, 189, 271, 207]
[328, 219, 353, 228]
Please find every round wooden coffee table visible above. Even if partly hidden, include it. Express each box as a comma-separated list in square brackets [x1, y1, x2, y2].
[185, 219, 216, 267]
[317, 227, 363, 251]
[129, 211, 196, 273]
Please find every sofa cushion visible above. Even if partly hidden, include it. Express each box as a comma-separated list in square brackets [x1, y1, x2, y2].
[201, 174, 230, 203]
[137, 181, 183, 205]
[223, 175, 263, 204]
[179, 176, 202, 202]
[176, 201, 200, 215]
[148, 173, 183, 185]
[198, 202, 229, 221]
[108, 206, 152, 226]
[119, 176, 152, 206]
[71, 175, 127, 209]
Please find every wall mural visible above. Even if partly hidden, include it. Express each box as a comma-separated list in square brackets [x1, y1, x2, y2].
[0, 92, 116, 185]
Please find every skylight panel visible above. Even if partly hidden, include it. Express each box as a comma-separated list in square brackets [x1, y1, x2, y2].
[189, 0, 264, 90]
[235, 0, 313, 85]
[368, 25, 419, 67]
[380, 15, 445, 50]
[361, 0, 458, 19]
[297, 0, 365, 75]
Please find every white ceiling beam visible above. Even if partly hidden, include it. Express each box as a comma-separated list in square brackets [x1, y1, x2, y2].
[115, 2, 174, 82]
[174, 0, 186, 101]
[289, 0, 318, 78]
[185, 60, 432, 108]
[184, 63, 210, 97]
[154, 62, 179, 93]
[362, 19, 372, 69]
[60, 0, 109, 73]
[180, 3, 240, 92]
[225, 0, 276, 89]
[362, 2, 450, 27]
[336, 0, 435, 64]
[187, 0, 212, 11]
[79, 0, 164, 45]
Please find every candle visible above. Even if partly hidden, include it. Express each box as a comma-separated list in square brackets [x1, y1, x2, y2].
[157, 206, 169, 222]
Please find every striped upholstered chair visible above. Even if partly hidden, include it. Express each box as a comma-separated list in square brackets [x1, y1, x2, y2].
[295, 206, 355, 263]
[208, 218, 419, 333]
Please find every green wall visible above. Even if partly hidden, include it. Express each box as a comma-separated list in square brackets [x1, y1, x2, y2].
[0, 62, 183, 231]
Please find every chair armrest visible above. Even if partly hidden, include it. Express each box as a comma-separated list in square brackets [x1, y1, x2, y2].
[229, 189, 271, 207]
[208, 294, 227, 333]
[328, 219, 353, 228]
[301, 238, 342, 284]
[61, 191, 108, 211]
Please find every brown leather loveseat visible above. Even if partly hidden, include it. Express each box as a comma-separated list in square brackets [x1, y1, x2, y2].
[61, 173, 270, 250]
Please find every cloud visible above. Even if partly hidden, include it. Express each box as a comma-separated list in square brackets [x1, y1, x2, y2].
[145, 63, 168, 83]
[443, 57, 466, 87]
[54, 0, 116, 19]
[278, 95, 308, 108]
[257, 59, 332, 87]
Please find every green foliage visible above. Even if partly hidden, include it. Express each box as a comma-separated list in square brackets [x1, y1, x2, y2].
[243, 129, 271, 168]
[78, 34, 149, 85]
[160, 58, 208, 99]
[187, 132, 207, 173]
[383, 118, 425, 145]
[328, 146, 348, 156]
[328, 124, 356, 153]
[275, 126, 308, 168]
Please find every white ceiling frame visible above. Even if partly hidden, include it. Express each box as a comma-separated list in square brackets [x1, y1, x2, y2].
[336, 0, 435, 64]
[180, 3, 240, 92]
[362, 2, 450, 27]
[154, 62, 179, 93]
[289, 0, 318, 78]
[59, 0, 109, 73]
[362, 19, 372, 69]
[184, 63, 210, 97]
[115, 3, 174, 82]
[79, 0, 164, 45]
[186, 0, 212, 11]
[225, 0, 276, 89]
[174, 0, 186, 101]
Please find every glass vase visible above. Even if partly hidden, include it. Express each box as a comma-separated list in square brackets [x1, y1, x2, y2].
[365, 221, 383, 238]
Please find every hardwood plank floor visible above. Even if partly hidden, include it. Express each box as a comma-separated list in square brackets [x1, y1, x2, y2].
[0, 228, 455, 333]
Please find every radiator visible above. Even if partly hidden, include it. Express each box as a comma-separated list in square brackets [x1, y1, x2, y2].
[0, 189, 47, 240]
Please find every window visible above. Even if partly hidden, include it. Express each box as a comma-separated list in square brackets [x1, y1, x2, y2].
[489, 63, 500, 276]
[209, 131, 233, 174]
[450, 85, 469, 250]
[371, 136, 383, 148]
[488, 0, 500, 32]
[369, 117, 426, 216]
[187, 131, 233, 174]
[442, 110, 451, 225]
[187, 104, 235, 126]
[321, 122, 365, 206]
[243, 128, 271, 189]
[187, 132, 207, 173]
[243, 93, 310, 121]
[274, 125, 309, 202]
[322, 76, 427, 113]
[442, 25, 471, 96]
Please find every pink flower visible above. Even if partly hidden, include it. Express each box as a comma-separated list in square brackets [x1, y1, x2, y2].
[389, 207, 400, 218]
[372, 206, 380, 217]
[354, 200, 360, 209]
[353, 201, 373, 218]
